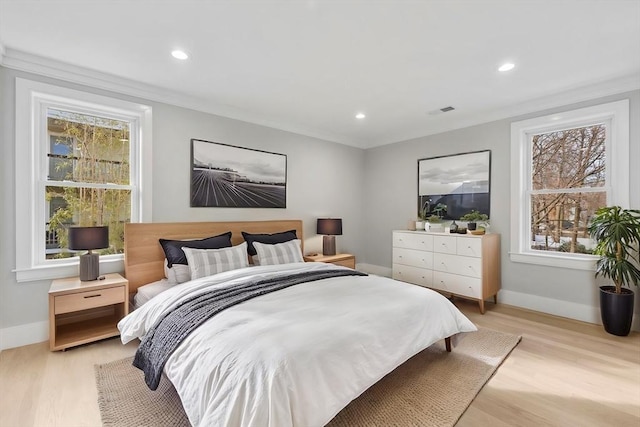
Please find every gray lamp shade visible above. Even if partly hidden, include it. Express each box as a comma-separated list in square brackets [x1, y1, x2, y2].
[68, 226, 109, 251]
[317, 218, 343, 236]
[68, 226, 109, 281]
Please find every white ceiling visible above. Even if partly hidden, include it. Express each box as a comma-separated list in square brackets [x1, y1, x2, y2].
[1, 0, 639, 149]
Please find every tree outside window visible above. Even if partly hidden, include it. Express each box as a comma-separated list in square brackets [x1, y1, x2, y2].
[530, 124, 607, 254]
[46, 109, 132, 259]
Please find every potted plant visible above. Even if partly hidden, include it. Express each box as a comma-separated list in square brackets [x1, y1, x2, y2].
[459, 210, 489, 231]
[588, 206, 640, 336]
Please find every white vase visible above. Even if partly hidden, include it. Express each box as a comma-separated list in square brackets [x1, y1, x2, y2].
[415, 221, 425, 230]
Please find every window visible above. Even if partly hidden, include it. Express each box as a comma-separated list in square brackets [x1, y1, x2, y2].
[510, 100, 629, 270]
[15, 79, 152, 282]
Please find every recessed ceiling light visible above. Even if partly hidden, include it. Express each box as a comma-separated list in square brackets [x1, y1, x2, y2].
[171, 50, 189, 60]
[355, 113, 366, 119]
[498, 63, 515, 72]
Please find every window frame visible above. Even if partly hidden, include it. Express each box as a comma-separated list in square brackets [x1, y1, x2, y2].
[14, 78, 152, 282]
[510, 100, 629, 270]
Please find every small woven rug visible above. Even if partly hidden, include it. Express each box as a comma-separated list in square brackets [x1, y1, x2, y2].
[95, 328, 521, 427]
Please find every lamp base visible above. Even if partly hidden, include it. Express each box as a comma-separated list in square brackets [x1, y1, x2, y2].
[79, 252, 100, 281]
[322, 235, 336, 256]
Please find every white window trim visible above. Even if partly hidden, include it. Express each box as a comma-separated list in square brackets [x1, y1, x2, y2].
[14, 78, 153, 282]
[510, 99, 629, 270]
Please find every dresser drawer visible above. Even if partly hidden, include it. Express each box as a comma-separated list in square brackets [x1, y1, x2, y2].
[433, 235, 457, 254]
[54, 286, 126, 315]
[433, 271, 481, 299]
[457, 237, 482, 257]
[392, 264, 433, 287]
[433, 253, 482, 278]
[393, 232, 434, 251]
[393, 247, 433, 269]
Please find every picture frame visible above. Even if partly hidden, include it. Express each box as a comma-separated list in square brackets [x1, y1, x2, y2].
[417, 150, 491, 220]
[190, 139, 287, 208]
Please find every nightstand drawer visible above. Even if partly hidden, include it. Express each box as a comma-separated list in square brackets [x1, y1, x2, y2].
[54, 286, 126, 315]
[332, 258, 356, 269]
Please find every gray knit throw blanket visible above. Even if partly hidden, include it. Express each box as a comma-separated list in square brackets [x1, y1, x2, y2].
[133, 268, 368, 390]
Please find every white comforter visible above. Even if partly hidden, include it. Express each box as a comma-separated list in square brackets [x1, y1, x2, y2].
[118, 262, 476, 427]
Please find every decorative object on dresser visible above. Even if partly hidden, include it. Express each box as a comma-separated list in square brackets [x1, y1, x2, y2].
[68, 226, 109, 281]
[190, 138, 287, 208]
[418, 150, 491, 221]
[392, 230, 500, 313]
[48, 273, 129, 351]
[303, 253, 356, 269]
[317, 218, 343, 255]
[459, 209, 489, 231]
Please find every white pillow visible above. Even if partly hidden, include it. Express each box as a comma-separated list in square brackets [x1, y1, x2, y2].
[253, 239, 304, 266]
[182, 242, 249, 280]
[164, 259, 191, 284]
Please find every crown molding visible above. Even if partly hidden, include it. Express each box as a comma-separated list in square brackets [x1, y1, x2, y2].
[2, 47, 637, 150]
[0, 47, 361, 148]
[373, 72, 640, 147]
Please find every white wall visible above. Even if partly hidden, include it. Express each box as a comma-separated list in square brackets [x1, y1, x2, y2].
[0, 66, 365, 349]
[362, 90, 640, 327]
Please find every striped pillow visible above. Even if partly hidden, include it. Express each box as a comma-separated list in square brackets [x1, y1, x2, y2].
[253, 239, 304, 266]
[182, 242, 249, 280]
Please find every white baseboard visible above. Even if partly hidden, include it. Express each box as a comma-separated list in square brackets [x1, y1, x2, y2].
[498, 289, 601, 324]
[0, 321, 48, 351]
[499, 289, 639, 331]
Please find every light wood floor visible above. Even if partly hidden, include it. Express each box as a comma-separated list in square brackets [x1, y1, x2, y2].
[1, 299, 639, 427]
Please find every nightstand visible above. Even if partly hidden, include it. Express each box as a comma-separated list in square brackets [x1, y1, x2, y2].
[304, 253, 356, 269]
[48, 273, 129, 351]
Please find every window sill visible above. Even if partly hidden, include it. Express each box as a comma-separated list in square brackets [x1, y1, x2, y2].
[14, 256, 124, 283]
[509, 251, 597, 271]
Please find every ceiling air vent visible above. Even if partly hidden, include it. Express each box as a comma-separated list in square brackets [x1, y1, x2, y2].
[428, 106, 456, 115]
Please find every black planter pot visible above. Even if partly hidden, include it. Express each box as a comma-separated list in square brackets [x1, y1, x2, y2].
[467, 222, 477, 231]
[599, 286, 635, 336]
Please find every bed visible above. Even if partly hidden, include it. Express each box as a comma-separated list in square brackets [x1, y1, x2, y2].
[117, 220, 477, 427]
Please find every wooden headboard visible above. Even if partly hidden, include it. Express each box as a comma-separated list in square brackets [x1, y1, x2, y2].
[124, 220, 303, 295]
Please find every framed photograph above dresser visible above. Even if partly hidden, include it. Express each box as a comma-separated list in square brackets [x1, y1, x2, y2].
[418, 150, 491, 221]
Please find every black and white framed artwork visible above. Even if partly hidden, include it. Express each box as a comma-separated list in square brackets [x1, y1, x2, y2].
[418, 150, 491, 220]
[190, 139, 287, 208]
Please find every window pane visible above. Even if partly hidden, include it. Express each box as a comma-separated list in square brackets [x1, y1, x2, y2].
[45, 186, 130, 259]
[532, 124, 606, 191]
[47, 109, 130, 184]
[530, 191, 606, 253]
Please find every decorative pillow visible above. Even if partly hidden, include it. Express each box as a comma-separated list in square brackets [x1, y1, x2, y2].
[253, 239, 304, 266]
[164, 259, 192, 284]
[182, 242, 249, 280]
[242, 230, 297, 256]
[159, 232, 232, 267]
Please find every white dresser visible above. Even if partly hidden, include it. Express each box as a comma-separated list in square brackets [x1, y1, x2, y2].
[392, 230, 501, 313]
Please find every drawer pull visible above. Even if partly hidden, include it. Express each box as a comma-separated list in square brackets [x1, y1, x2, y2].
[84, 294, 102, 299]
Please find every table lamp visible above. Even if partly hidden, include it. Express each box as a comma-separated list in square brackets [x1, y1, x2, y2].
[317, 218, 342, 256]
[68, 226, 109, 281]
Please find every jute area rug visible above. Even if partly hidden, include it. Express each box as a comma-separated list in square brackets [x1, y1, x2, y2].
[95, 328, 521, 427]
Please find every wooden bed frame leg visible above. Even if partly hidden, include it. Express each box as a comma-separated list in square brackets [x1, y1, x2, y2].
[445, 336, 452, 352]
